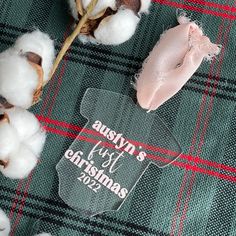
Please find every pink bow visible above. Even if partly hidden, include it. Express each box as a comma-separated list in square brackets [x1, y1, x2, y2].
[136, 14, 221, 111]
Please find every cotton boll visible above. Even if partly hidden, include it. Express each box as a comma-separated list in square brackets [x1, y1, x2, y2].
[139, 0, 151, 14]
[14, 30, 55, 82]
[0, 208, 10, 236]
[94, 8, 140, 45]
[78, 34, 99, 44]
[0, 145, 37, 179]
[25, 128, 46, 157]
[82, 0, 116, 17]
[5, 107, 41, 141]
[0, 49, 38, 109]
[0, 120, 19, 158]
[4, 107, 46, 157]
[68, 0, 79, 20]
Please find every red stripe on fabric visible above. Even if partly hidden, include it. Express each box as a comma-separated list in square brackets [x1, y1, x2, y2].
[183, 0, 229, 190]
[169, 172, 189, 236]
[46, 20, 73, 119]
[8, 180, 24, 220]
[177, 173, 196, 236]
[10, 171, 34, 236]
[46, 54, 69, 117]
[39, 63, 57, 116]
[10, 22, 73, 232]
[186, 0, 236, 13]
[177, 11, 235, 235]
[44, 126, 171, 163]
[173, 161, 236, 183]
[6, 0, 234, 231]
[170, 7, 227, 235]
[37, 115, 82, 132]
[37, 115, 236, 175]
[43, 126, 236, 183]
[153, 0, 236, 20]
[170, 168, 189, 236]
[37, 115, 179, 158]
[40, 21, 72, 117]
[195, 156, 236, 174]
[173, 16, 224, 231]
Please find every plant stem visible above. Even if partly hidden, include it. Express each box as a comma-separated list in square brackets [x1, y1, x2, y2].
[45, 0, 98, 86]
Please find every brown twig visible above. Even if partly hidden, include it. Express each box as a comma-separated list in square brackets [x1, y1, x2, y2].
[76, 0, 84, 16]
[45, 0, 99, 86]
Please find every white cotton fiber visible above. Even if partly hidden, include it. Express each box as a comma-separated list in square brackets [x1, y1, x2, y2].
[0, 208, 10, 236]
[82, 0, 116, 17]
[5, 107, 41, 141]
[25, 128, 46, 157]
[68, 0, 79, 20]
[78, 34, 99, 44]
[0, 145, 37, 179]
[14, 30, 55, 82]
[68, 0, 116, 20]
[94, 8, 140, 45]
[0, 121, 19, 158]
[5, 107, 46, 157]
[0, 109, 45, 179]
[0, 49, 38, 109]
[139, 0, 151, 14]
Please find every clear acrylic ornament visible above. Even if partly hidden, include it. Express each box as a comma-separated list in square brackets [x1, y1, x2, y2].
[56, 88, 181, 216]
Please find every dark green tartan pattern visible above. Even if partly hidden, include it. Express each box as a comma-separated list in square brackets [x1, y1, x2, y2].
[0, 0, 236, 235]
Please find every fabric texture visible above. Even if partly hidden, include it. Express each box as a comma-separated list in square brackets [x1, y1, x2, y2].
[0, 0, 235, 235]
[57, 88, 181, 216]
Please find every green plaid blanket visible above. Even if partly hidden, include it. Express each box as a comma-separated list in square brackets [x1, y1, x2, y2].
[0, 0, 236, 235]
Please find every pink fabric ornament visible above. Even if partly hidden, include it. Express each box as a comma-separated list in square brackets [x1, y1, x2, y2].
[136, 13, 221, 111]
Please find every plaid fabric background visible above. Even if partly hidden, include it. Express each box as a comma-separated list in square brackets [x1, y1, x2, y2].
[0, 0, 236, 235]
